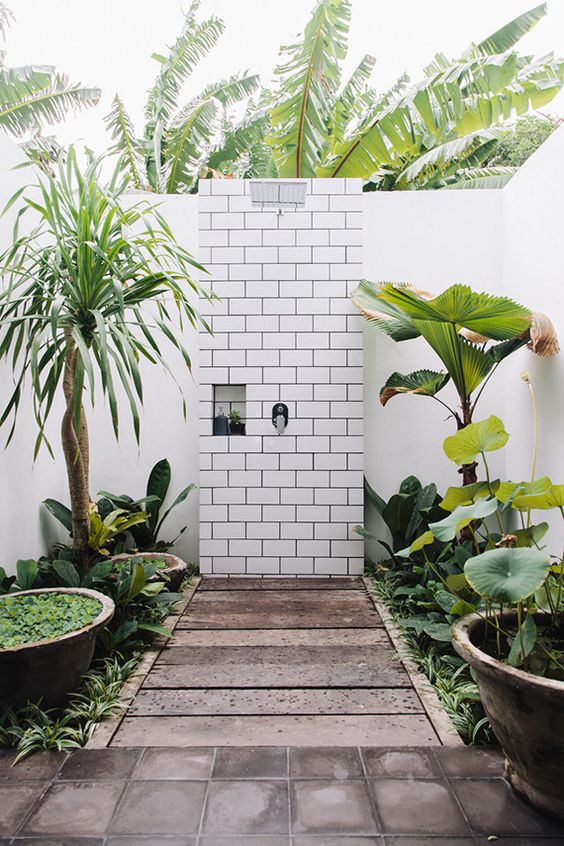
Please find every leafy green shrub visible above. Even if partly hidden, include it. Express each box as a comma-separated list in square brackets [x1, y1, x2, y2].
[0, 593, 101, 648]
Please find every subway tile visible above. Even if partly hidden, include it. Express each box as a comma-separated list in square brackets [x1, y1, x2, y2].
[297, 297, 330, 315]
[212, 488, 246, 505]
[212, 557, 246, 573]
[213, 523, 246, 538]
[313, 211, 346, 228]
[315, 557, 348, 574]
[314, 384, 347, 401]
[281, 557, 314, 574]
[246, 280, 280, 297]
[230, 333, 262, 349]
[264, 505, 296, 521]
[230, 539, 262, 556]
[332, 436, 363, 453]
[263, 298, 297, 315]
[200, 505, 228, 522]
[316, 488, 348, 505]
[247, 522, 280, 540]
[314, 453, 347, 470]
[229, 263, 262, 280]
[313, 280, 347, 298]
[229, 470, 262, 487]
[313, 246, 347, 263]
[279, 246, 311, 262]
[329, 194, 363, 211]
[279, 280, 313, 298]
[211, 246, 244, 263]
[314, 419, 347, 435]
[330, 228, 362, 246]
[313, 350, 346, 366]
[211, 212, 244, 228]
[229, 505, 262, 521]
[330, 504, 363, 522]
[246, 453, 280, 470]
[201, 539, 228, 556]
[280, 453, 313, 471]
[263, 471, 296, 488]
[211, 180, 245, 195]
[297, 505, 329, 522]
[263, 263, 296, 280]
[297, 540, 330, 557]
[296, 263, 330, 280]
[263, 229, 296, 246]
[297, 229, 330, 246]
[230, 229, 262, 246]
[281, 350, 313, 367]
[229, 299, 263, 315]
[297, 438, 330, 455]
[264, 367, 296, 383]
[296, 333, 330, 350]
[247, 315, 279, 332]
[247, 487, 280, 504]
[244, 211, 279, 229]
[246, 557, 281, 574]
[200, 470, 227, 487]
[213, 453, 246, 471]
[263, 333, 296, 350]
[315, 523, 349, 539]
[281, 522, 314, 540]
[281, 488, 314, 505]
[279, 212, 312, 229]
[332, 539, 363, 557]
[245, 246, 278, 263]
[311, 178, 345, 194]
[263, 539, 296, 557]
[297, 366, 329, 384]
[313, 315, 347, 332]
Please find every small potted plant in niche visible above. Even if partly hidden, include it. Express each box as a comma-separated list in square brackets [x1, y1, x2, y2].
[229, 408, 245, 436]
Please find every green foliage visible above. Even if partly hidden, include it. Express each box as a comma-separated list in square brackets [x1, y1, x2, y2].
[112, 2, 564, 191]
[0, 593, 101, 648]
[485, 114, 558, 168]
[465, 548, 551, 603]
[0, 6, 99, 140]
[443, 416, 509, 465]
[0, 656, 136, 761]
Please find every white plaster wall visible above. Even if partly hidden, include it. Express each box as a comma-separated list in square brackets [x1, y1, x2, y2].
[502, 126, 564, 554]
[0, 150, 201, 571]
[362, 190, 505, 509]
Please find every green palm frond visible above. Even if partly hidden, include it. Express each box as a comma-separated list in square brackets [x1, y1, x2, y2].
[380, 370, 450, 406]
[0, 66, 100, 136]
[350, 280, 422, 342]
[144, 1, 225, 134]
[164, 73, 259, 193]
[268, 0, 351, 177]
[330, 54, 376, 146]
[0, 148, 207, 453]
[206, 104, 271, 177]
[0, 2, 14, 45]
[413, 321, 495, 399]
[472, 3, 547, 56]
[443, 166, 517, 189]
[105, 94, 146, 190]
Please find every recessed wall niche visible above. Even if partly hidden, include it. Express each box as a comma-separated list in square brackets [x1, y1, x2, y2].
[213, 384, 246, 436]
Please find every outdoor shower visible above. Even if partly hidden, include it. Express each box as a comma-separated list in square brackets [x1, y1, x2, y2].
[272, 403, 288, 435]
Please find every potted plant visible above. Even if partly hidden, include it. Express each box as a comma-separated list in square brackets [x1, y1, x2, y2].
[228, 408, 245, 436]
[398, 410, 564, 819]
[0, 149, 206, 574]
[0, 586, 114, 707]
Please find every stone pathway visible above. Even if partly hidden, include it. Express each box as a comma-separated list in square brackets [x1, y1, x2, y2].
[1, 745, 562, 843]
[111, 576, 440, 747]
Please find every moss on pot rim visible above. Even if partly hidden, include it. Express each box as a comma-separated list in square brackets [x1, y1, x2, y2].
[0, 592, 102, 648]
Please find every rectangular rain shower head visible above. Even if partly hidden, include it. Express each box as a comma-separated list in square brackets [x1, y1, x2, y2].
[249, 180, 307, 213]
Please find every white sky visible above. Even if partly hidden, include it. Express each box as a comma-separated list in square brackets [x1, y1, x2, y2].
[4, 0, 564, 152]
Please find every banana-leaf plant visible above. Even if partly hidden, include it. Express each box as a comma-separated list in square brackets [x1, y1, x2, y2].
[214, 1, 564, 188]
[0, 148, 207, 571]
[352, 282, 559, 484]
[0, 3, 99, 141]
[106, 0, 259, 193]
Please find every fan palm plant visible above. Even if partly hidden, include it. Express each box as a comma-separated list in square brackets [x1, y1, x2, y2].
[0, 2, 99, 140]
[0, 149, 207, 569]
[106, 0, 259, 193]
[212, 1, 564, 189]
[352, 281, 559, 483]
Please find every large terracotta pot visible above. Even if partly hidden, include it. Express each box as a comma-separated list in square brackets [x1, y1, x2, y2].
[0, 587, 114, 707]
[452, 612, 564, 821]
[109, 552, 187, 591]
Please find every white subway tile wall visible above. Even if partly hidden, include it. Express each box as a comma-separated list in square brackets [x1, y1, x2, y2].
[199, 178, 363, 576]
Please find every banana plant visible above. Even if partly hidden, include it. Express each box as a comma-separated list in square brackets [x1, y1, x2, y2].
[0, 149, 207, 570]
[352, 282, 559, 484]
[217, 1, 564, 189]
[0, 3, 99, 140]
[106, 1, 259, 193]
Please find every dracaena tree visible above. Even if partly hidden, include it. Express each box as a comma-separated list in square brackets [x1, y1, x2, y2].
[0, 3, 99, 141]
[0, 149, 206, 570]
[211, 1, 564, 189]
[105, 0, 259, 193]
[352, 281, 559, 484]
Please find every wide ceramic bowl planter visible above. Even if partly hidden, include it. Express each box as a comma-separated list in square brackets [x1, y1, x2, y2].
[109, 552, 187, 591]
[0, 587, 114, 708]
[452, 612, 564, 820]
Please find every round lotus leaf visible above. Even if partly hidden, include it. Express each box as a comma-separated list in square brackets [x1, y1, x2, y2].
[443, 416, 509, 466]
[464, 547, 551, 603]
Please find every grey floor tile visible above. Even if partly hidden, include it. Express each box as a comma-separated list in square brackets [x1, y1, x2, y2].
[200, 839, 290, 846]
[14, 839, 104, 846]
[105, 838, 196, 846]
[0, 783, 46, 836]
[361, 748, 441, 779]
[294, 838, 384, 845]
[132, 747, 214, 780]
[201, 779, 289, 835]
[370, 779, 471, 836]
[213, 747, 288, 778]
[435, 746, 504, 777]
[57, 749, 139, 780]
[290, 747, 363, 779]
[0, 750, 66, 781]
[384, 839, 474, 845]
[22, 781, 125, 837]
[109, 780, 206, 835]
[451, 778, 564, 836]
[290, 779, 380, 835]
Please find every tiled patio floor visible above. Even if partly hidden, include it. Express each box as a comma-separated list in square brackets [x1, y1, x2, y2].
[1, 745, 562, 843]
[110, 576, 440, 747]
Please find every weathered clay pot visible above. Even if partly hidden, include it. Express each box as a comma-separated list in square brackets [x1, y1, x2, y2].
[0, 587, 114, 708]
[452, 612, 564, 821]
[109, 552, 187, 591]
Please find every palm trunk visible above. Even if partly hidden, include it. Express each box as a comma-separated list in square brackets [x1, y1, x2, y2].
[459, 396, 478, 486]
[61, 341, 91, 570]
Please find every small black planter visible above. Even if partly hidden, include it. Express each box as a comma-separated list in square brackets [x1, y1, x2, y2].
[229, 422, 246, 435]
